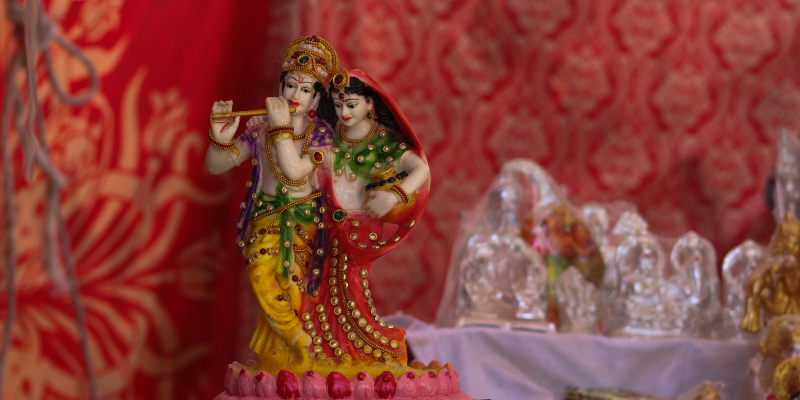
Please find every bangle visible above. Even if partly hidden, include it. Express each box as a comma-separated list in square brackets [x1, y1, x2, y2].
[268, 125, 293, 137]
[208, 129, 234, 150]
[365, 171, 408, 191]
[273, 132, 294, 140]
[389, 184, 410, 205]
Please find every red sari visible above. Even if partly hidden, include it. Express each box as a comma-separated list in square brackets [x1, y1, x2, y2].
[298, 70, 430, 365]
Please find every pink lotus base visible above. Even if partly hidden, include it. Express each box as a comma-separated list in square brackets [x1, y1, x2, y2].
[213, 360, 475, 400]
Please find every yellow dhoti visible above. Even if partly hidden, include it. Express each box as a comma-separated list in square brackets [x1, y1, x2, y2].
[242, 191, 321, 373]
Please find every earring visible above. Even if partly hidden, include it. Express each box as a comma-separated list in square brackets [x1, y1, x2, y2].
[368, 110, 375, 120]
[308, 109, 317, 119]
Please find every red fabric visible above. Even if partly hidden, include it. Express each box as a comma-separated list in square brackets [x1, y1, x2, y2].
[0, 0, 793, 398]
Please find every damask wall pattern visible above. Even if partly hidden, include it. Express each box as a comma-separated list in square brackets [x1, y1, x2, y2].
[0, 0, 796, 399]
[305, 0, 790, 320]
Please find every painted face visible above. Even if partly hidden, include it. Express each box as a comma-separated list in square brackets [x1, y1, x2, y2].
[333, 92, 373, 127]
[280, 71, 320, 115]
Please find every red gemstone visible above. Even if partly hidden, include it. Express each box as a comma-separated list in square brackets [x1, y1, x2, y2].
[406, 372, 415, 380]
[259, 228, 266, 234]
[277, 295, 284, 301]
[338, 93, 344, 100]
[295, 224, 302, 231]
[260, 248, 267, 255]
[292, 275, 299, 281]
[357, 372, 366, 381]
[427, 371, 435, 378]
[313, 152, 323, 161]
[348, 143, 354, 148]
[308, 110, 317, 118]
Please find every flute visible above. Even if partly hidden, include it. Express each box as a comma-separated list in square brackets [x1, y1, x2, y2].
[211, 107, 297, 120]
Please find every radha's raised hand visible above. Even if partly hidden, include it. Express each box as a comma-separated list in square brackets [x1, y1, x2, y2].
[266, 96, 292, 129]
[210, 100, 240, 143]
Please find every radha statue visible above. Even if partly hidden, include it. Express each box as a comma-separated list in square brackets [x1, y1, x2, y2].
[297, 68, 431, 370]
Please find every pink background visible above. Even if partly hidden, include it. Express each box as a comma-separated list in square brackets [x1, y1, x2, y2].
[0, 0, 790, 398]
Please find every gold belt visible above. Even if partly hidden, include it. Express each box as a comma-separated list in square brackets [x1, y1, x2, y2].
[250, 192, 322, 223]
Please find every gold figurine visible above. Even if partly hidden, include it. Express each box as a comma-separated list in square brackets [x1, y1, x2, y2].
[741, 212, 800, 333]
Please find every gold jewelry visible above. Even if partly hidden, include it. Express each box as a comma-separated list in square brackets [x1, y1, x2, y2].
[273, 132, 294, 140]
[339, 124, 377, 144]
[208, 129, 234, 150]
[332, 69, 350, 91]
[367, 109, 376, 120]
[268, 125, 293, 136]
[281, 36, 339, 84]
[265, 122, 316, 186]
[389, 184, 410, 205]
[309, 150, 324, 165]
[250, 192, 322, 223]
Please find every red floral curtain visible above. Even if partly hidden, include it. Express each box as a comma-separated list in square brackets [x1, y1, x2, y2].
[0, 0, 794, 398]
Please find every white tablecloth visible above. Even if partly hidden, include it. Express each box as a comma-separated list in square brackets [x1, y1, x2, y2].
[385, 314, 757, 400]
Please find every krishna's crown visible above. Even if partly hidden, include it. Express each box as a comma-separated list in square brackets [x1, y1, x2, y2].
[281, 36, 338, 84]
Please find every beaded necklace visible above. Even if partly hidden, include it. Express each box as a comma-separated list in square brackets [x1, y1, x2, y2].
[339, 124, 377, 144]
[332, 124, 408, 181]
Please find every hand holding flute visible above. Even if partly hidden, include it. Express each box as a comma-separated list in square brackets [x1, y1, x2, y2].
[209, 100, 241, 146]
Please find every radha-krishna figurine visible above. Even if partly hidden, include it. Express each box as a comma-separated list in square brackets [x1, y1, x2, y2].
[207, 36, 472, 399]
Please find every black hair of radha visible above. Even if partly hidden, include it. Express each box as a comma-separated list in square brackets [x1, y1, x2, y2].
[323, 77, 401, 134]
[279, 71, 332, 119]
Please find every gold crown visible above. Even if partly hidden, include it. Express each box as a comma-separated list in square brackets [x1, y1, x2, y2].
[281, 36, 338, 84]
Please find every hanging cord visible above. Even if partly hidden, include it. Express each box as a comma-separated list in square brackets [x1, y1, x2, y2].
[1, 0, 100, 399]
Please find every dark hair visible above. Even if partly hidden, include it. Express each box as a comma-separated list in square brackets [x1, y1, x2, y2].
[322, 77, 400, 133]
[279, 71, 332, 117]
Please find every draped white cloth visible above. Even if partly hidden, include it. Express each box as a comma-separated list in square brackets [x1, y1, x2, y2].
[385, 314, 757, 400]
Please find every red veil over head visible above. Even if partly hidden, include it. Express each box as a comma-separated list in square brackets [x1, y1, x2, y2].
[345, 69, 425, 158]
[324, 69, 430, 252]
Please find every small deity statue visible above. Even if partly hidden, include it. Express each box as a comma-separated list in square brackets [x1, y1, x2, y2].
[532, 202, 605, 327]
[721, 240, 766, 339]
[456, 178, 549, 327]
[613, 212, 671, 335]
[679, 381, 726, 400]
[437, 160, 612, 331]
[736, 315, 800, 400]
[774, 357, 800, 400]
[666, 232, 722, 337]
[741, 212, 800, 334]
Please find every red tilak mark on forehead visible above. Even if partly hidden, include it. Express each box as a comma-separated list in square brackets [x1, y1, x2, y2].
[298, 77, 305, 84]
